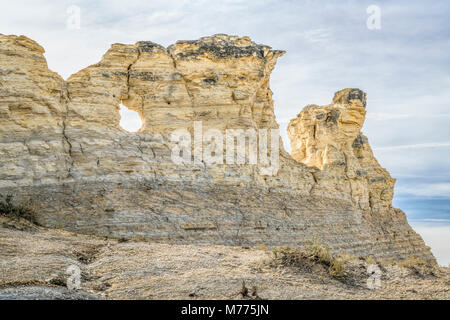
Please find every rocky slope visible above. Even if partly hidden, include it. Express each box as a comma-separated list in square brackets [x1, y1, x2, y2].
[0, 34, 434, 262]
[0, 218, 448, 300]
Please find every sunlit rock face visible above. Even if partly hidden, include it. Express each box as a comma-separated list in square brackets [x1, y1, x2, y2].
[0, 34, 434, 262]
[288, 88, 394, 213]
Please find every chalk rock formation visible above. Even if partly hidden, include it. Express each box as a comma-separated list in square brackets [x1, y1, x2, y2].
[0, 34, 434, 261]
[288, 88, 394, 213]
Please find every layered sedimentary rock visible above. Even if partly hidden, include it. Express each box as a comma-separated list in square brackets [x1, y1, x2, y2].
[0, 34, 434, 261]
[288, 88, 394, 213]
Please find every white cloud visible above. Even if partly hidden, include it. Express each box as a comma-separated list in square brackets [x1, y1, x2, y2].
[373, 142, 450, 151]
[396, 182, 450, 198]
[366, 113, 413, 121]
[301, 28, 334, 44]
[367, 113, 450, 121]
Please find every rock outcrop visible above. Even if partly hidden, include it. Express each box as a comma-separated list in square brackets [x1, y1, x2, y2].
[288, 88, 394, 213]
[0, 34, 434, 261]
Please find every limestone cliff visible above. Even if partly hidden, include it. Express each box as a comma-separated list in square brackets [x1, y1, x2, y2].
[0, 34, 434, 262]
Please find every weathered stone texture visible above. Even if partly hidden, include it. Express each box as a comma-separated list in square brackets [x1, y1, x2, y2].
[0, 34, 434, 262]
[288, 88, 394, 213]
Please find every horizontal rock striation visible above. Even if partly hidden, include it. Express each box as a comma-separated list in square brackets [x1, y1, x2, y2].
[0, 34, 434, 261]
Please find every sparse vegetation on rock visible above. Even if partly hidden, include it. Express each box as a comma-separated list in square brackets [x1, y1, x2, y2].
[0, 194, 37, 224]
[271, 239, 350, 278]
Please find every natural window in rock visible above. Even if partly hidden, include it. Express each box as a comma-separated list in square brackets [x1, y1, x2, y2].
[119, 103, 142, 132]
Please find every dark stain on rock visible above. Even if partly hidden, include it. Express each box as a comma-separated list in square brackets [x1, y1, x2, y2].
[136, 41, 166, 53]
[170, 37, 284, 61]
[316, 113, 326, 120]
[356, 170, 367, 177]
[370, 177, 386, 184]
[130, 71, 162, 81]
[325, 109, 340, 125]
[352, 135, 366, 149]
[203, 77, 217, 85]
[112, 71, 127, 77]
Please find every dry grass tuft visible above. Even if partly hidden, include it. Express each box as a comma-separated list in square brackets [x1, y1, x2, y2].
[0, 194, 38, 225]
[396, 257, 438, 277]
[271, 239, 350, 278]
[365, 255, 377, 265]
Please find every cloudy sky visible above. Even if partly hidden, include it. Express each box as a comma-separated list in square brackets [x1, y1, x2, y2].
[1, 0, 449, 264]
